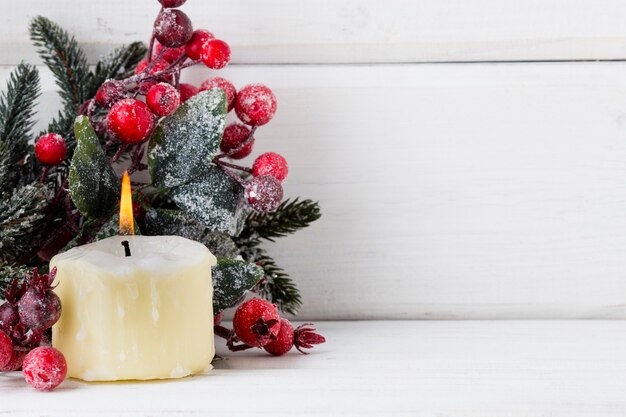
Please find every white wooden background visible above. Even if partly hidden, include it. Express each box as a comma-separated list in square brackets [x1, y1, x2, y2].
[5, 0, 626, 319]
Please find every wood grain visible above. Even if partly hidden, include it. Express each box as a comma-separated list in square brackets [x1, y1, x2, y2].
[1, 321, 626, 416]
[10, 62, 626, 319]
[5, 0, 626, 64]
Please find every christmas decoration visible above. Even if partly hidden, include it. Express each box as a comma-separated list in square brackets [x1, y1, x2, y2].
[0, 0, 324, 384]
[22, 346, 67, 391]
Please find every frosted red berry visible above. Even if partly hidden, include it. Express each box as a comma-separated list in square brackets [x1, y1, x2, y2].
[221, 123, 254, 159]
[22, 347, 67, 392]
[146, 83, 180, 117]
[245, 175, 284, 212]
[35, 134, 67, 166]
[200, 39, 231, 69]
[233, 298, 281, 347]
[263, 318, 294, 356]
[0, 303, 19, 333]
[107, 98, 154, 144]
[154, 9, 193, 48]
[185, 29, 214, 61]
[252, 152, 288, 182]
[158, 0, 186, 7]
[0, 330, 12, 369]
[153, 41, 185, 63]
[95, 80, 126, 107]
[0, 349, 26, 372]
[235, 84, 277, 126]
[179, 83, 198, 103]
[200, 77, 236, 111]
[18, 268, 62, 332]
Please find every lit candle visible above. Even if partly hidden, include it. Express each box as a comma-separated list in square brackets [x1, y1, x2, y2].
[51, 173, 216, 381]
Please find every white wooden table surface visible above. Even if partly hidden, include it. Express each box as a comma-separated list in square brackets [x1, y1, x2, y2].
[1, 320, 626, 416]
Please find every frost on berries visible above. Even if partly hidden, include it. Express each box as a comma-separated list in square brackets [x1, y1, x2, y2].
[22, 347, 67, 392]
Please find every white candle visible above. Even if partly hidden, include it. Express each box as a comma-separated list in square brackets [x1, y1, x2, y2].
[51, 234, 216, 381]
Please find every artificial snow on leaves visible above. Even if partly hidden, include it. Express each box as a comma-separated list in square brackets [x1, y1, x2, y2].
[148, 89, 227, 190]
[169, 165, 248, 235]
[212, 258, 263, 313]
[69, 116, 118, 219]
[144, 208, 239, 258]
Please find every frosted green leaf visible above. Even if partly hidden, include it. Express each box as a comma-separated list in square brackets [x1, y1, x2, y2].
[148, 89, 227, 190]
[69, 116, 118, 219]
[169, 166, 248, 235]
[144, 208, 239, 258]
[212, 257, 263, 313]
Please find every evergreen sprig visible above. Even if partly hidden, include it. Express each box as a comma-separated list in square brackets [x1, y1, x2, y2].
[0, 184, 48, 263]
[0, 63, 40, 167]
[243, 198, 321, 242]
[0, 263, 28, 299]
[235, 198, 320, 315]
[87, 42, 147, 98]
[30, 16, 90, 109]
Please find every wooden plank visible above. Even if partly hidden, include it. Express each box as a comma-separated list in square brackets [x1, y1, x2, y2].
[7, 62, 626, 319]
[5, 0, 626, 65]
[1, 321, 626, 416]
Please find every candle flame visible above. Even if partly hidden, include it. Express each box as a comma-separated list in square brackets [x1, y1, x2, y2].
[119, 171, 134, 236]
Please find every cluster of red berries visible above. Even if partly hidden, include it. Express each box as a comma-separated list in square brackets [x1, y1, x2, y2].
[0, 268, 67, 391]
[221, 298, 325, 356]
[34, 0, 289, 214]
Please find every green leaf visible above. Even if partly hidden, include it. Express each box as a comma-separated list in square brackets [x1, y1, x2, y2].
[69, 116, 119, 219]
[144, 209, 239, 258]
[148, 89, 227, 190]
[169, 166, 248, 235]
[212, 258, 263, 313]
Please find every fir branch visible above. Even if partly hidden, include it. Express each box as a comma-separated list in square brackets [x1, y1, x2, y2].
[0, 184, 49, 264]
[236, 236, 302, 315]
[242, 198, 321, 242]
[0, 63, 40, 166]
[87, 42, 147, 97]
[0, 263, 29, 301]
[0, 141, 9, 189]
[29, 16, 90, 109]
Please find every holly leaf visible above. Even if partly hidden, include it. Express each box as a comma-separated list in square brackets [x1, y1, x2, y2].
[212, 258, 263, 313]
[69, 116, 118, 219]
[169, 166, 248, 235]
[144, 208, 239, 258]
[148, 89, 227, 190]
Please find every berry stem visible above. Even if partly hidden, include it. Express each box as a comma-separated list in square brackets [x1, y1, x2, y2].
[146, 7, 163, 65]
[146, 48, 167, 73]
[110, 144, 128, 163]
[214, 157, 253, 174]
[39, 167, 49, 184]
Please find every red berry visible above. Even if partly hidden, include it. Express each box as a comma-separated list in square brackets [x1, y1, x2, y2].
[153, 41, 185, 63]
[235, 84, 277, 126]
[221, 123, 254, 159]
[232, 298, 281, 347]
[200, 77, 236, 111]
[200, 39, 231, 69]
[107, 98, 154, 144]
[154, 9, 193, 48]
[0, 303, 19, 333]
[146, 83, 180, 117]
[252, 152, 288, 182]
[134, 58, 172, 92]
[35, 134, 67, 166]
[158, 0, 186, 7]
[263, 318, 294, 356]
[245, 176, 283, 212]
[179, 83, 198, 103]
[0, 349, 26, 372]
[95, 80, 126, 108]
[185, 29, 214, 61]
[0, 330, 12, 368]
[18, 269, 62, 332]
[22, 347, 67, 392]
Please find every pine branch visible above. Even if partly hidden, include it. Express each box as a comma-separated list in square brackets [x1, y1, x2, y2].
[87, 42, 147, 97]
[0, 263, 29, 301]
[242, 198, 321, 242]
[0, 63, 40, 167]
[0, 184, 49, 264]
[236, 236, 302, 315]
[29, 16, 90, 109]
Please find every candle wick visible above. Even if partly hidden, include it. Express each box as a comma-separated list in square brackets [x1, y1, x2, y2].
[121, 240, 132, 257]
